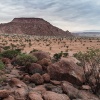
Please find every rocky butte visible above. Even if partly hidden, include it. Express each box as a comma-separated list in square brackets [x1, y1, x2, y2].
[0, 18, 72, 36]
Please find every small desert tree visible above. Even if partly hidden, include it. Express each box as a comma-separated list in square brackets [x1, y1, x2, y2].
[74, 49, 100, 94]
[53, 51, 68, 61]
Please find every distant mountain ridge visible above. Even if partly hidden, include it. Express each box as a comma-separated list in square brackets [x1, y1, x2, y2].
[73, 32, 100, 37]
[0, 18, 72, 36]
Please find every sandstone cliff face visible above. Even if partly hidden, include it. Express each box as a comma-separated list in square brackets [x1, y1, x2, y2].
[0, 18, 72, 36]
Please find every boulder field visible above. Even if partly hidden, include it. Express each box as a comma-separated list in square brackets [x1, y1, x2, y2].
[0, 51, 99, 100]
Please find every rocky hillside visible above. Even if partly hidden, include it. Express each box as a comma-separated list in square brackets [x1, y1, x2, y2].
[0, 49, 99, 100]
[0, 18, 72, 36]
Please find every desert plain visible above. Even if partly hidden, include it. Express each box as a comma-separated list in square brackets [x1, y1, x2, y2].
[0, 34, 100, 56]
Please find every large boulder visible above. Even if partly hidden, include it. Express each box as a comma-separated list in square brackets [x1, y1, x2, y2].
[25, 63, 43, 75]
[30, 51, 51, 60]
[9, 78, 27, 88]
[42, 73, 50, 82]
[31, 73, 44, 85]
[2, 58, 11, 64]
[28, 91, 43, 100]
[50, 80, 61, 85]
[3, 95, 15, 100]
[42, 91, 70, 100]
[45, 84, 63, 94]
[0, 90, 11, 99]
[10, 69, 21, 78]
[81, 85, 91, 90]
[14, 87, 28, 100]
[23, 75, 31, 82]
[62, 81, 100, 100]
[9, 78, 28, 99]
[37, 58, 51, 66]
[62, 81, 79, 99]
[37, 58, 52, 72]
[77, 90, 100, 100]
[48, 59, 84, 85]
[32, 85, 46, 94]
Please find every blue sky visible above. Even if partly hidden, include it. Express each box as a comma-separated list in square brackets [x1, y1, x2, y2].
[0, 0, 100, 32]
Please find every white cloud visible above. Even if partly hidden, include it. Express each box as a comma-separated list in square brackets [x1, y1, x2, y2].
[0, 0, 100, 31]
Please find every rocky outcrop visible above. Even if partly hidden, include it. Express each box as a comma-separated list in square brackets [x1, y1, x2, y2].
[25, 63, 43, 75]
[62, 81, 79, 99]
[31, 73, 44, 85]
[9, 78, 27, 88]
[9, 78, 28, 99]
[37, 58, 52, 66]
[47, 59, 84, 85]
[30, 51, 51, 60]
[3, 95, 15, 100]
[0, 18, 72, 36]
[42, 73, 50, 82]
[0, 50, 99, 100]
[28, 91, 43, 100]
[2, 58, 11, 64]
[0, 90, 11, 99]
[43, 91, 70, 100]
[77, 90, 100, 100]
[32, 85, 46, 94]
[62, 81, 99, 100]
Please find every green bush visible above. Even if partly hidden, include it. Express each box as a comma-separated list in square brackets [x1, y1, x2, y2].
[30, 49, 38, 53]
[15, 54, 38, 66]
[63, 52, 68, 57]
[73, 49, 100, 67]
[0, 61, 5, 70]
[73, 49, 100, 94]
[3, 46, 10, 50]
[53, 53, 62, 61]
[53, 51, 68, 61]
[15, 49, 22, 52]
[0, 49, 21, 59]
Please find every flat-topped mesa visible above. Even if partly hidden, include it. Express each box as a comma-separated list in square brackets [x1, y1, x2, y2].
[0, 17, 73, 36]
[11, 18, 48, 24]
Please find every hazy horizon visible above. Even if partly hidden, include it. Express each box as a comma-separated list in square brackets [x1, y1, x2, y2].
[0, 0, 100, 32]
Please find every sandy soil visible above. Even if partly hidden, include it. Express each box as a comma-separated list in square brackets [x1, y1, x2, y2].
[0, 34, 100, 56]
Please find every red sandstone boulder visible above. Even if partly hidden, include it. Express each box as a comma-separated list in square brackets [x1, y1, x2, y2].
[0, 90, 11, 99]
[37, 58, 51, 66]
[9, 78, 27, 88]
[48, 59, 84, 85]
[50, 80, 61, 85]
[10, 69, 20, 78]
[9, 78, 28, 99]
[42, 91, 70, 100]
[45, 84, 63, 94]
[32, 85, 46, 94]
[62, 81, 79, 99]
[31, 51, 51, 60]
[77, 90, 100, 100]
[45, 84, 57, 91]
[3, 95, 15, 100]
[31, 73, 44, 85]
[82, 85, 91, 90]
[37, 58, 52, 72]
[42, 73, 50, 82]
[23, 75, 31, 82]
[89, 75, 97, 86]
[2, 58, 11, 64]
[28, 91, 43, 100]
[62, 81, 99, 100]
[26, 63, 43, 75]
[14, 87, 28, 100]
